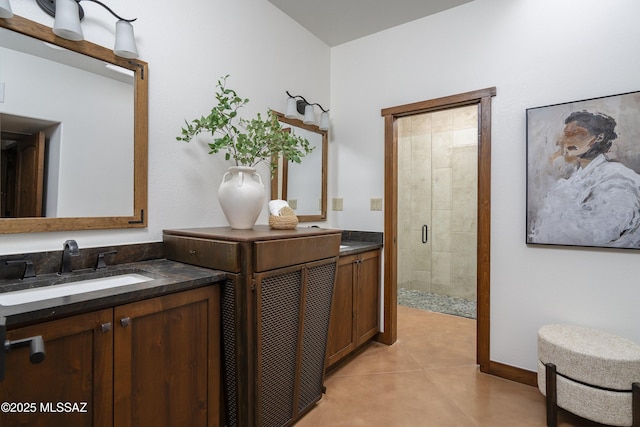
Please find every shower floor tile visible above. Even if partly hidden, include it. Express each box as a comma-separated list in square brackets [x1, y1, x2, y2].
[398, 287, 476, 319]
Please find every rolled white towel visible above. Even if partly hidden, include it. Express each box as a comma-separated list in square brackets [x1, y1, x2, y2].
[268, 199, 290, 216]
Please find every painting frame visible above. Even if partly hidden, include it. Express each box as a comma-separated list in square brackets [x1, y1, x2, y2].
[526, 90, 640, 249]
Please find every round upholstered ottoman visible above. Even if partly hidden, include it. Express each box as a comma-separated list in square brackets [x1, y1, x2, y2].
[537, 324, 640, 427]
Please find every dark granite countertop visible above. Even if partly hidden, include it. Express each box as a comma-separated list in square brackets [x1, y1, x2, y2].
[339, 240, 383, 256]
[0, 259, 225, 328]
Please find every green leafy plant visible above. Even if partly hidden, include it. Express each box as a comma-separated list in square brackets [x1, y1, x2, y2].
[177, 75, 314, 173]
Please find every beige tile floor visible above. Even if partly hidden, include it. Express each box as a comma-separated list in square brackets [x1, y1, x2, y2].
[295, 305, 608, 427]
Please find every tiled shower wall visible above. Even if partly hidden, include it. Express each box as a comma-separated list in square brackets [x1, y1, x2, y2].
[397, 105, 478, 300]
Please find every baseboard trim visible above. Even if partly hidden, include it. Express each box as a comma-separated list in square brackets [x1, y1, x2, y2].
[488, 360, 538, 387]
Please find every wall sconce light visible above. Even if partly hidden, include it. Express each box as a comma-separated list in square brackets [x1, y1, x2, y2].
[0, 0, 138, 58]
[285, 91, 330, 131]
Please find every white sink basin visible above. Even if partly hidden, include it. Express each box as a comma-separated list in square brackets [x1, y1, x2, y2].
[0, 273, 154, 306]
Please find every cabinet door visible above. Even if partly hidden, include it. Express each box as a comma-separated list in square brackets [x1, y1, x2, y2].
[325, 254, 356, 368]
[113, 286, 221, 427]
[0, 309, 113, 427]
[355, 250, 380, 345]
[253, 258, 337, 426]
[298, 259, 337, 414]
[254, 265, 303, 427]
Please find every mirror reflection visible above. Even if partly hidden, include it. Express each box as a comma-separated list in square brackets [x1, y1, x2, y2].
[0, 26, 134, 218]
[271, 112, 327, 222]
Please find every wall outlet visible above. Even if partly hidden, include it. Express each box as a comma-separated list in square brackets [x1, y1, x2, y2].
[332, 198, 343, 211]
[370, 198, 383, 211]
[288, 199, 297, 210]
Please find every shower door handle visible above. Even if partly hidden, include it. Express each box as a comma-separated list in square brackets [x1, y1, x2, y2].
[422, 224, 428, 244]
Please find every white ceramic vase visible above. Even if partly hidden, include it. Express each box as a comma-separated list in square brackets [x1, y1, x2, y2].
[217, 166, 265, 229]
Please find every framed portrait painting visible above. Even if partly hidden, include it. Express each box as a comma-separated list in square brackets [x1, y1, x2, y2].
[526, 90, 640, 249]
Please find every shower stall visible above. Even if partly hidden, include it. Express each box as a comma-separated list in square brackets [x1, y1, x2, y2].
[396, 105, 478, 318]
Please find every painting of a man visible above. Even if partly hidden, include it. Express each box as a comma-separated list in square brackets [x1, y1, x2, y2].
[527, 92, 640, 249]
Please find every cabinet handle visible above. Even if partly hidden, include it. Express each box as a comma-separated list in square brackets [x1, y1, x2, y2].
[101, 323, 112, 333]
[2, 335, 46, 382]
[120, 317, 131, 327]
[422, 224, 428, 244]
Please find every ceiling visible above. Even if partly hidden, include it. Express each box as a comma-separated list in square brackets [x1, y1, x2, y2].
[267, 0, 474, 47]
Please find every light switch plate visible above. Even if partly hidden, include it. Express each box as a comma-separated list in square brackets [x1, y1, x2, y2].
[370, 198, 383, 211]
[288, 199, 297, 210]
[0, 82, 4, 103]
[332, 198, 343, 211]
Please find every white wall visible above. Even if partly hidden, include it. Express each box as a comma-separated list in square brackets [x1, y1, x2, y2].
[2, 0, 329, 253]
[329, 0, 640, 371]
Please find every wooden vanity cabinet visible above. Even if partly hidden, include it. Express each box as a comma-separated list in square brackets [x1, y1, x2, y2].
[0, 285, 221, 427]
[0, 309, 113, 427]
[326, 249, 380, 370]
[163, 226, 341, 427]
[113, 286, 221, 427]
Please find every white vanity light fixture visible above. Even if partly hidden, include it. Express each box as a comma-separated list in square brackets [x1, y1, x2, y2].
[303, 104, 315, 125]
[318, 110, 330, 131]
[113, 19, 137, 59]
[285, 91, 330, 131]
[0, 0, 13, 18]
[52, 0, 83, 40]
[31, 0, 138, 58]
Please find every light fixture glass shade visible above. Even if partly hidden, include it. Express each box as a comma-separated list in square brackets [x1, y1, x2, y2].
[53, 0, 84, 41]
[285, 97, 298, 118]
[319, 111, 330, 131]
[303, 104, 315, 125]
[0, 0, 13, 19]
[114, 20, 138, 58]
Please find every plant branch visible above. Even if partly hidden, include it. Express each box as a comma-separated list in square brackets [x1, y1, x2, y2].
[177, 75, 314, 173]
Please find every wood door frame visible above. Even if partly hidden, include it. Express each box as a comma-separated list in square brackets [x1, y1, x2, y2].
[1, 130, 46, 218]
[379, 87, 496, 373]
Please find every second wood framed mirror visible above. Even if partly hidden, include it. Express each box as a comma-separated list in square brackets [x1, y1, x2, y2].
[271, 111, 327, 222]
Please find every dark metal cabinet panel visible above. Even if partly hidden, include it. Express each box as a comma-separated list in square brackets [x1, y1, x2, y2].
[253, 259, 336, 427]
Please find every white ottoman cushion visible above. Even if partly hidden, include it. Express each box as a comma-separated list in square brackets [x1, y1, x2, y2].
[538, 324, 640, 391]
[538, 360, 634, 427]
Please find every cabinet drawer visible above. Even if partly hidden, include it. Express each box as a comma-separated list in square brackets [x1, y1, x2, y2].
[163, 235, 241, 273]
[254, 234, 341, 272]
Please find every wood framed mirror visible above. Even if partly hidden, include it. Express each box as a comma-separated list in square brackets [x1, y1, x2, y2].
[0, 14, 148, 234]
[271, 111, 327, 222]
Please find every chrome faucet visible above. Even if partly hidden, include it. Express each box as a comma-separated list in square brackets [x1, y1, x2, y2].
[59, 240, 79, 274]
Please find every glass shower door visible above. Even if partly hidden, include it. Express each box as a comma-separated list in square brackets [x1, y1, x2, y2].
[396, 105, 478, 318]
